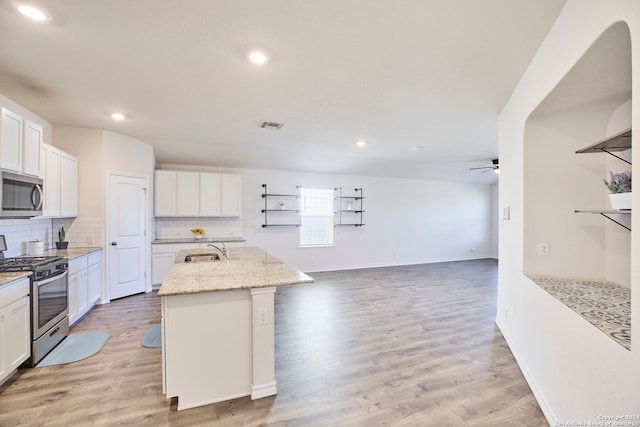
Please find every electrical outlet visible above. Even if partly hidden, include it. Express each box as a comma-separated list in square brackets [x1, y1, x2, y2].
[87, 236, 95, 245]
[258, 307, 268, 325]
[538, 242, 550, 256]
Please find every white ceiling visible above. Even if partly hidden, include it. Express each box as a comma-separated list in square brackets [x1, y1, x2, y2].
[0, 0, 568, 184]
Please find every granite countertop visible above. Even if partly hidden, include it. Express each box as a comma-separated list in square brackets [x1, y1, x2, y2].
[43, 247, 103, 260]
[158, 246, 313, 296]
[152, 237, 246, 244]
[0, 271, 32, 287]
[0, 247, 103, 288]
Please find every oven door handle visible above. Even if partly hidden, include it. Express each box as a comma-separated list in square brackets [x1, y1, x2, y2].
[31, 184, 44, 211]
[36, 270, 68, 287]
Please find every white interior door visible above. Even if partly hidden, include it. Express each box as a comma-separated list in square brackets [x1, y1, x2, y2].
[108, 174, 146, 300]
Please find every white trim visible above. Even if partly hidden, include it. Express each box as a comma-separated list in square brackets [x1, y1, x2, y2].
[251, 381, 277, 400]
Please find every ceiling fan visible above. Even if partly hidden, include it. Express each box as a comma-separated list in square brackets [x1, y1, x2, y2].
[470, 159, 499, 174]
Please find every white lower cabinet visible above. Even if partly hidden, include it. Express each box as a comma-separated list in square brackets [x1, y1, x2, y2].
[68, 251, 103, 326]
[152, 244, 200, 286]
[87, 252, 102, 306]
[0, 277, 30, 385]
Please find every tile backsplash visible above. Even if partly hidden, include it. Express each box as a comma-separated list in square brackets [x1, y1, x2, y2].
[0, 216, 104, 257]
[0, 217, 52, 256]
[155, 217, 242, 240]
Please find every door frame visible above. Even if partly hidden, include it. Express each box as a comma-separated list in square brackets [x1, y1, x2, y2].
[105, 171, 150, 302]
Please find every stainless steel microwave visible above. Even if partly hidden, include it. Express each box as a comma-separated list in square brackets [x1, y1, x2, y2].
[0, 171, 43, 217]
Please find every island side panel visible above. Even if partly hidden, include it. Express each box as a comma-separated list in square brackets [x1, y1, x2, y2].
[162, 290, 252, 410]
[250, 287, 277, 399]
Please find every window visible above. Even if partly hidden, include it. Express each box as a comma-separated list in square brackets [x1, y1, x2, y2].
[300, 188, 334, 247]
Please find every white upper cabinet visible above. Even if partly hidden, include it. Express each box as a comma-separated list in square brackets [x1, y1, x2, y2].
[1, 108, 24, 174]
[41, 144, 60, 217]
[60, 152, 78, 217]
[22, 120, 42, 176]
[155, 170, 177, 216]
[221, 173, 242, 216]
[0, 108, 41, 177]
[40, 143, 77, 218]
[154, 170, 242, 217]
[176, 172, 199, 216]
[199, 173, 222, 216]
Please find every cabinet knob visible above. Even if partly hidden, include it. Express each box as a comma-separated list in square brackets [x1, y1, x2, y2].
[111, 241, 118, 246]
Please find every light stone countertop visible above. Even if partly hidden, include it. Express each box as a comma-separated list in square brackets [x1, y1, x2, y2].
[0, 247, 103, 288]
[43, 247, 103, 260]
[158, 246, 313, 296]
[0, 271, 32, 288]
[152, 237, 245, 244]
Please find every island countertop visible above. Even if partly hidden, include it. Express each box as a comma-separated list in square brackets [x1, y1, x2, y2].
[158, 246, 313, 296]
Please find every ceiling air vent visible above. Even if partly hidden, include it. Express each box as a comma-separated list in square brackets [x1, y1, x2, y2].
[260, 121, 284, 130]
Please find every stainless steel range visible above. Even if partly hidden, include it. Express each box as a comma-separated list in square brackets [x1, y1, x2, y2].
[0, 255, 69, 366]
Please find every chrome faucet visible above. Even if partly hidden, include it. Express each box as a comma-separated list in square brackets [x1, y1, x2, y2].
[207, 243, 228, 260]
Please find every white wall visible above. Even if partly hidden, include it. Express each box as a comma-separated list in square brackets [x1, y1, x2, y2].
[159, 164, 496, 272]
[497, 0, 639, 423]
[54, 126, 104, 217]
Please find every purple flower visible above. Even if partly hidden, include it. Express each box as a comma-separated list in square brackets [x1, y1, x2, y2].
[604, 170, 632, 193]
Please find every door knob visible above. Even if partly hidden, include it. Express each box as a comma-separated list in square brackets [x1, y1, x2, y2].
[111, 241, 118, 246]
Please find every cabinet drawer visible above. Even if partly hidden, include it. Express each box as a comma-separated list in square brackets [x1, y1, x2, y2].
[0, 277, 30, 308]
[68, 256, 88, 275]
[88, 251, 102, 266]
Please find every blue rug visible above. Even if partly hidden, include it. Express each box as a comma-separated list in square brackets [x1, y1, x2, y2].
[141, 324, 161, 348]
[36, 332, 110, 368]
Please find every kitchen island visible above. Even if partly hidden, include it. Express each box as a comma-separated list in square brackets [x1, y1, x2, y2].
[158, 246, 313, 410]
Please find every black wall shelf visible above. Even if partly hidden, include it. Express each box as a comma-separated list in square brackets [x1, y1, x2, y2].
[576, 127, 632, 165]
[575, 210, 631, 231]
[574, 128, 632, 230]
[261, 184, 301, 228]
[334, 187, 364, 227]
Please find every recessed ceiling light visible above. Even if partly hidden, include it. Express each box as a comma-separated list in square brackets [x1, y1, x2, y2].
[249, 51, 269, 64]
[17, 4, 50, 21]
[355, 140, 366, 148]
[408, 145, 424, 151]
[111, 112, 126, 121]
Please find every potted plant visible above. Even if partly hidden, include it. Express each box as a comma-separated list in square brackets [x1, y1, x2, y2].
[604, 170, 632, 210]
[56, 226, 69, 249]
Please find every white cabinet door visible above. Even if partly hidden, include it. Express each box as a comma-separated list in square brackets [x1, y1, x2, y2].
[155, 170, 176, 216]
[5, 297, 30, 371]
[0, 277, 31, 384]
[42, 144, 61, 217]
[221, 174, 242, 216]
[152, 243, 201, 285]
[59, 152, 78, 217]
[68, 270, 78, 324]
[0, 108, 24, 173]
[176, 172, 199, 216]
[152, 253, 177, 285]
[199, 173, 221, 216]
[68, 257, 88, 326]
[87, 252, 102, 305]
[22, 120, 42, 177]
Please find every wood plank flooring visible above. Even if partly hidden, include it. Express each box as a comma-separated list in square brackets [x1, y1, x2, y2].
[0, 259, 548, 426]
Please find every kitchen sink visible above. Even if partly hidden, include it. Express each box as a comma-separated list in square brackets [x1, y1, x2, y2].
[184, 253, 221, 262]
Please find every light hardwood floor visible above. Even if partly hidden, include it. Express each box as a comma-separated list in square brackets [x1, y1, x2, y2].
[0, 259, 548, 426]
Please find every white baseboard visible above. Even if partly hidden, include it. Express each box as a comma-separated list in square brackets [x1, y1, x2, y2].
[251, 381, 277, 400]
[495, 318, 557, 426]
